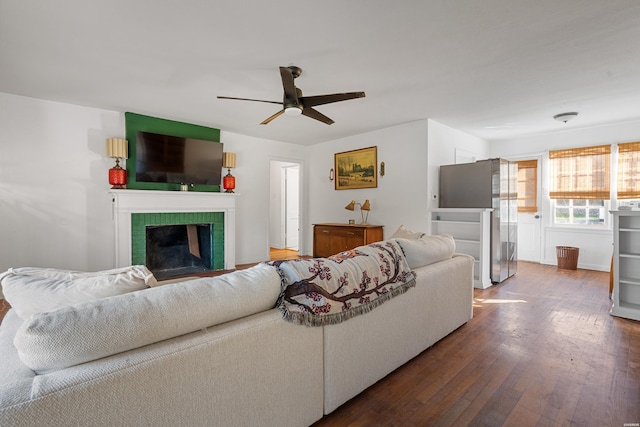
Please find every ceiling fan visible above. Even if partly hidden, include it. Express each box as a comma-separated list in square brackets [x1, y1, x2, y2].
[217, 66, 365, 125]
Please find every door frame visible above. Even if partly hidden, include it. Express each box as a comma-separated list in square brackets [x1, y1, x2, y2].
[283, 164, 299, 249]
[268, 157, 305, 256]
[507, 153, 544, 263]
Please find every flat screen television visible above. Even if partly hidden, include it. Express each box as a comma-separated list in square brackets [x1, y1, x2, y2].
[135, 131, 223, 186]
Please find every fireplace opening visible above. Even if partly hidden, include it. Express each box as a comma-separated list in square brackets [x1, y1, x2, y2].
[145, 224, 213, 280]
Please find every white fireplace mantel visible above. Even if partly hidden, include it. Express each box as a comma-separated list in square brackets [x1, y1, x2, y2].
[110, 190, 237, 270]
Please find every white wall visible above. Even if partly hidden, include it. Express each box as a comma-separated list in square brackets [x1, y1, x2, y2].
[219, 131, 306, 264]
[0, 92, 121, 273]
[269, 161, 284, 249]
[0, 92, 307, 275]
[306, 120, 429, 254]
[486, 119, 640, 271]
[304, 119, 490, 255]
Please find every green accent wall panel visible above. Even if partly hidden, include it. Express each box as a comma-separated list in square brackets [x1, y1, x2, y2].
[124, 112, 222, 192]
[131, 212, 225, 270]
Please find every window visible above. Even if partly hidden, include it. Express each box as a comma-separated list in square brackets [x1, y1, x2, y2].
[553, 199, 605, 225]
[516, 160, 537, 213]
[549, 145, 610, 226]
[617, 141, 640, 199]
[549, 145, 610, 200]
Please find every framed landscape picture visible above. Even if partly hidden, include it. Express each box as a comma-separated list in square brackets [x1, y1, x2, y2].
[335, 146, 377, 190]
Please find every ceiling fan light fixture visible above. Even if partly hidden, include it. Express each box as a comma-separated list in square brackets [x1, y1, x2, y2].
[284, 106, 302, 116]
[553, 112, 578, 123]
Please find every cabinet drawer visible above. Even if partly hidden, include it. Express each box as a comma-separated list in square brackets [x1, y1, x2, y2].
[313, 224, 383, 258]
[316, 227, 364, 239]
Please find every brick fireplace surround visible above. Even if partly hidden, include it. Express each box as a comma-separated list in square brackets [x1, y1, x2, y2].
[110, 190, 237, 272]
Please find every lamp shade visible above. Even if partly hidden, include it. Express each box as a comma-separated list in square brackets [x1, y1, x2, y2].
[345, 200, 356, 211]
[361, 199, 371, 211]
[222, 152, 237, 169]
[106, 138, 128, 159]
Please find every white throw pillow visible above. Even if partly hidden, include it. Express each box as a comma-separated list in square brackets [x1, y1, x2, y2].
[13, 262, 282, 374]
[0, 265, 157, 320]
[390, 224, 425, 239]
[394, 234, 456, 269]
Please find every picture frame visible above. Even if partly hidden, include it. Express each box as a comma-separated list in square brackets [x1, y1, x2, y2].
[334, 146, 378, 190]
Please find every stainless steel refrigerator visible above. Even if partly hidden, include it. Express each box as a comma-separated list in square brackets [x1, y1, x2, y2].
[439, 158, 517, 283]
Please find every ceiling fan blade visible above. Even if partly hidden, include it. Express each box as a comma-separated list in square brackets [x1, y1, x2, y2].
[302, 107, 334, 125]
[217, 96, 282, 105]
[260, 109, 285, 125]
[301, 92, 365, 107]
[279, 67, 299, 104]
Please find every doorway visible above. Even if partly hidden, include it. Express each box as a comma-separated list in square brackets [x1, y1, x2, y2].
[515, 156, 542, 262]
[269, 160, 301, 258]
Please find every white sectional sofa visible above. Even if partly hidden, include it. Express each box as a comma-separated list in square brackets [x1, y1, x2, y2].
[0, 236, 473, 427]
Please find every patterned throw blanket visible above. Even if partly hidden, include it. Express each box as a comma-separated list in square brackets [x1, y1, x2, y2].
[270, 240, 415, 326]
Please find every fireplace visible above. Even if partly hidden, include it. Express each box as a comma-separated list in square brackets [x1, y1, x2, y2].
[110, 190, 236, 274]
[145, 223, 213, 279]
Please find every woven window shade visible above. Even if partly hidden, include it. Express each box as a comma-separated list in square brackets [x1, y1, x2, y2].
[617, 141, 640, 199]
[549, 145, 610, 200]
[516, 160, 537, 212]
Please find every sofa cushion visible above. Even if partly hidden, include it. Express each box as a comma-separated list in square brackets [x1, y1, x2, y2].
[390, 224, 425, 239]
[394, 234, 455, 269]
[13, 262, 281, 374]
[0, 266, 157, 320]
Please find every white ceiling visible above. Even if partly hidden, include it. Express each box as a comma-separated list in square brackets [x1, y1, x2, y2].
[2, 1, 640, 146]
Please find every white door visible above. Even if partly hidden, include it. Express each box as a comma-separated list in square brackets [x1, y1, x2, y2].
[517, 212, 541, 261]
[284, 165, 299, 250]
[515, 157, 542, 262]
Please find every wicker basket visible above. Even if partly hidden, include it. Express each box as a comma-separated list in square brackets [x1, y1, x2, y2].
[556, 246, 579, 270]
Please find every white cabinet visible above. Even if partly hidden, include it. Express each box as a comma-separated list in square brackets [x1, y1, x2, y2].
[431, 208, 492, 289]
[611, 210, 640, 321]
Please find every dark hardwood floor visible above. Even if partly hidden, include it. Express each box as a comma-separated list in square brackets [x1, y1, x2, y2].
[0, 298, 9, 322]
[313, 262, 640, 427]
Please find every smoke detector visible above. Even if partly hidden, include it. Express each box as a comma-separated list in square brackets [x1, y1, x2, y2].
[553, 112, 578, 123]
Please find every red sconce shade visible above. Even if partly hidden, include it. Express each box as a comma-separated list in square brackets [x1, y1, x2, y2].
[223, 171, 236, 193]
[109, 163, 127, 189]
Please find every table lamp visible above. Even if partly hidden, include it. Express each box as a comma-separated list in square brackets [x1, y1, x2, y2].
[106, 138, 128, 189]
[222, 152, 237, 193]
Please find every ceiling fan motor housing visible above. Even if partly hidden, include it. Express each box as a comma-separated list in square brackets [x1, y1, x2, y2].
[288, 66, 302, 79]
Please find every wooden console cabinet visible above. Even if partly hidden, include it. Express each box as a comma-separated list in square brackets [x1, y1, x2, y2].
[313, 223, 384, 257]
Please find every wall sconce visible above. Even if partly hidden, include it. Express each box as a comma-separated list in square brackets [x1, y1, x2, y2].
[380, 161, 385, 177]
[106, 138, 128, 189]
[222, 152, 237, 193]
[329, 168, 334, 181]
[345, 199, 371, 224]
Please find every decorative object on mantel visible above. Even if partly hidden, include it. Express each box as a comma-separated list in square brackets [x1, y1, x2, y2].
[553, 112, 578, 123]
[345, 199, 371, 224]
[334, 146, 377, 190]
[222, 152, 237, 193]
[106, 138, 128, 189]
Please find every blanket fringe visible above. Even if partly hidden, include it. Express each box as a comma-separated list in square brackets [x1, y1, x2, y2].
[279, 278, 416, 327]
